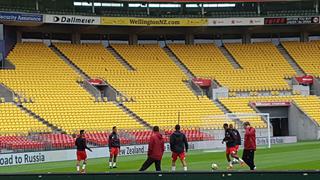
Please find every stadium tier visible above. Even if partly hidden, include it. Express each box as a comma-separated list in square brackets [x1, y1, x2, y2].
[0, 103, 51, 135]
[0, 136, 45, 151]
[0, 43, 145, 135]
[219, 95, 320, 126]
[54, 43, 225, 130]
[293, 96, 320, 125]
[38, 134, 75, 149]
[282, 41, 320, 77]
[1, 41, 320, 152]
[0, 134, 76, 151]
[169, 43, 295, 92]
[85, 130, 214, 146]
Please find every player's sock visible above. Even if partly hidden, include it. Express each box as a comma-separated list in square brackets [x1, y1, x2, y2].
[82, 164, 86, 170]
[228, 161, 233, 169]
[113, 162, 117, 168]
[171, 166, 176, 171]
[183, 166, 188, 171]
[76, 165, 80, 172]
[109, 162, 112, 168]
[237, 158, 244, 166]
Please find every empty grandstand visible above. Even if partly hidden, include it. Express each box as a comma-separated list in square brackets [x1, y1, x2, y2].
[54, 43, 225, 130]
[0, 0, 320, 158]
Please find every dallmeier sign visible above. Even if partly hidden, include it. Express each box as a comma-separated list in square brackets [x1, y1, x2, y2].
[44, 15, 100, 25]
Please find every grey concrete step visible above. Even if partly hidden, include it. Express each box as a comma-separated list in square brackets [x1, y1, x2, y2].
[213, 99, 231, 114]
[163, 46, 195, 80]
[107, 46, 135, 71]
[15, 103, 64, 133]
[114, 102, 152, 130]
[219, 46, 242, 69]
[277, 44, 305, 76]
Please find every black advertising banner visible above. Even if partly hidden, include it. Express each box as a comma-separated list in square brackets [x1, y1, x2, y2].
[264, 17, 319, 25]
[286, 17, 319, 24]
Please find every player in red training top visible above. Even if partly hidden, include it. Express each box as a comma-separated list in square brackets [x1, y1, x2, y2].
[75, 130, 92, 173]
[242, 122, 256, 170]
[108, 126, 120, 169]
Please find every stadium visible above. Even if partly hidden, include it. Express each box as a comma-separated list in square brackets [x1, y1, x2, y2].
[0, 0, 320, 179]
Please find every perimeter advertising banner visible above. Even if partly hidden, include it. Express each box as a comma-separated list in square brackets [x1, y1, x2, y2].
[0, 137, 297, 166]
[264, 16, 320, 25]
[44, 14, 100, 25]
[101, 17, 208, 26]
[208, 17, 264, 26]
[252, 102, 291, 107]
[0, 12, 43, 23]
[101, 17, 264, 26]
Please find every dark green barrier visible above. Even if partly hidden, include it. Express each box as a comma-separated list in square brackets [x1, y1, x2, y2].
[0, 171, 319, 180]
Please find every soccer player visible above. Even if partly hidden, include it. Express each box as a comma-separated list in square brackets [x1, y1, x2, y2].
[108, 126, 120, 169]
[222, 123, 244, 169]
[229, 124, 241, 164]
[170, 124, 189, 171]
[75, 130, 92, 173]
[242, 122, 256, 170]
[139, 126, 165, 171]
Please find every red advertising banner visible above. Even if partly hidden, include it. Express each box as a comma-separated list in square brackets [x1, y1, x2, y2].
[251, 102, 291, 107]
[89, 78, 104, 85]
[192, 78, 212, 88]
[295, 75, 314, 85]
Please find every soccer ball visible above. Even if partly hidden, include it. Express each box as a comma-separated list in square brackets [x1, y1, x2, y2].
[211, 163, 218, 170]
[232, 158, 239, 165]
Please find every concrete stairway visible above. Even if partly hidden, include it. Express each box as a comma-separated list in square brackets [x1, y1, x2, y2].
[213, 99, 231, 114]
[106, 46, 135, 71]
[50, 45, 90, 80]
[277, 44, 305, 76]
[14, 102, 64, 133]
[183, 80, 203, 97]
[163, 46, 195, 79]
[219, 46, 242, 69]
[114, 102, 152, 130]
[0, 83, 14, 102]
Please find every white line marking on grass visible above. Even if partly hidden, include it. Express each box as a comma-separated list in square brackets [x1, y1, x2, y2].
[203, 149, 225, 153]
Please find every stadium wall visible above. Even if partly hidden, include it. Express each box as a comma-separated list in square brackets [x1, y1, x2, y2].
[0, 137, 297, 167]
[0, 171, 319, 180]
[288, 103, 320, 140]
[0, 25, 17, 63]
[0, 24, 3, 63]
[4, 26, 17, 58]
[311, 79, 320, 96]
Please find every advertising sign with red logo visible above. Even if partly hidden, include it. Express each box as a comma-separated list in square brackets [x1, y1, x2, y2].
[88, 78, 104, 85]
[295, 75, 314, 85]
[252, 102, 291, 107]
[192, 78, 212, 88]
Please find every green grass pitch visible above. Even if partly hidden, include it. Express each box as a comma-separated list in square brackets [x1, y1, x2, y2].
[0, 141, 319, 173]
